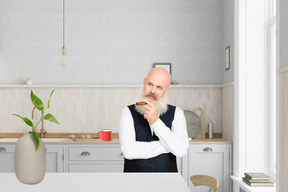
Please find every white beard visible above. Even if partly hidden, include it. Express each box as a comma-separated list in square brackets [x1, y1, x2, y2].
[135, 89, 168, 116]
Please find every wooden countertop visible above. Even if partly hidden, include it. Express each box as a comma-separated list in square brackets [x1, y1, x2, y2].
[0, 138, 232, 144]
[189, 138, 232, 144]
[0, 138, 120, 144]
[0, 133, 232, 144]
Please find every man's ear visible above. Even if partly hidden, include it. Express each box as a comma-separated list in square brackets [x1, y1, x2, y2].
[166, 87, 171, 94]
[143, 78, 146, 84]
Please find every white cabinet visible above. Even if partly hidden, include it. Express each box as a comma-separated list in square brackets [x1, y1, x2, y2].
[1, 141, 232, 189]
[177, 156, 185, 175]
[0, 144, 65, 173]
[45, 144, 65, 172]
[0, 144, 15, 172]
[66, 144, 124, 172]
[187, 144, 232, 192]
[66, 145, 183, 173]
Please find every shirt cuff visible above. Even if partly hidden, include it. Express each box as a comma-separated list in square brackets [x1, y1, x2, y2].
[150, 118, 166, 132]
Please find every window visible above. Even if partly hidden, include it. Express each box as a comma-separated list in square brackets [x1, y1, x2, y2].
[267, 0, 277, 179]
[234, 0, 277, 179]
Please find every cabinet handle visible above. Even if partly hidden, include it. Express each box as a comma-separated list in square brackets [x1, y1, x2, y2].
[81, 151, 90, 156]
[203, 147, 213, 152]
[120, 153, 123, 156]
[0, 147, 6, 152]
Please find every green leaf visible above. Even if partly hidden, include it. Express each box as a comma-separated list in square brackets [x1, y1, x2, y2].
[43, 113, 60, 124]
[12, 114, 34, 128]
[30, 90, 44, 111]
[47, 89, 55, 109]
[30, 131, 39, 151]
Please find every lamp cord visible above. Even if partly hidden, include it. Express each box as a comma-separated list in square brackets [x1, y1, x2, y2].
[63, 0, 65, 48]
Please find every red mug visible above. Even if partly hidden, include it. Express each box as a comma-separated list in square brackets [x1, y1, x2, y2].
[97, 129, 112, 141]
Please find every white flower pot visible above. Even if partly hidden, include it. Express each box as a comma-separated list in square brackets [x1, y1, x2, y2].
[14, 133, 46, 184]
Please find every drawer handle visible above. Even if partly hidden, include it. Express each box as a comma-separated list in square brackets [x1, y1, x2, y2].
[0, 147, 6, 152]
[203, 147, 213, 152]
[81, 151, 90, 156]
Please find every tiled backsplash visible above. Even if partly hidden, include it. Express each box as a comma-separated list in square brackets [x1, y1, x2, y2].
[0, 84, 234, 139]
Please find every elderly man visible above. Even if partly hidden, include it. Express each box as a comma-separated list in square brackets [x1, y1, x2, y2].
[119, 67, 189, 172]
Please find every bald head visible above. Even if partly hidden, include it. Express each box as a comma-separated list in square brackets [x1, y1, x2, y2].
[137, 67, 171, 114]
[145, 67, 171, 88]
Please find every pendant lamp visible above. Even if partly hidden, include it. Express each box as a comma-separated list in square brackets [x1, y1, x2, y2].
[61, 0, 67, 67]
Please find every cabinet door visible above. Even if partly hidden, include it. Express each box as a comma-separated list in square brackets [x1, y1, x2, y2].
[0, 144, 15, 172]
[0, 144, 65, 173]
[189, 144, 232, 192]
[45, 144, 65, 172]
[176, 157, 182, 175]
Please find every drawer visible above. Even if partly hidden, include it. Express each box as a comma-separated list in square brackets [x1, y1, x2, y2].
[190, 144, 230, 153]
[68, 163, 124, 172]
[68, 145, 124, 161]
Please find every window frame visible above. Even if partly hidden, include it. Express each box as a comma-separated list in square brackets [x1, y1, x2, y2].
[267, 0, 277, 180]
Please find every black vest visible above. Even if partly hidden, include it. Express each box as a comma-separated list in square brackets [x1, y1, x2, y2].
[124, 104, 177, 172]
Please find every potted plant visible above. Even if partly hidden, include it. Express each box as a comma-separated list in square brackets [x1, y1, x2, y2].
[12, 89, 59, 184]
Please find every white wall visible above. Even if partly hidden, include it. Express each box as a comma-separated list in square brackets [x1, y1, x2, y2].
[279, 0, 288, 191]
[223, 0, 234, 83]
[279, 0, 288, 67]
[0, 0, 226, 85]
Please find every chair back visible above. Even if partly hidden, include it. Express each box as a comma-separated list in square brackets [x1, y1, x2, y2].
[190, 175, 219, 192]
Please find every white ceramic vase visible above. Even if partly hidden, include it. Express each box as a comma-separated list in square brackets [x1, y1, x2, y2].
[14, 133, 46, 184]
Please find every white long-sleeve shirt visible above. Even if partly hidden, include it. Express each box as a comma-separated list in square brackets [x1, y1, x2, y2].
[119, 106, 189, 160]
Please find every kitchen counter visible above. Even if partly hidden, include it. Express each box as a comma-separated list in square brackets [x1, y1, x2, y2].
[189, 138, 232, 144]
[0, 132, 232, 144]
[0, 137, 232, 144]
[0, 172, 190, 192]
[0, 137, 121, 144]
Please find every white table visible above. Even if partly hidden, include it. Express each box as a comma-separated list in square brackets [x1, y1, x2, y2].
[0, 172, 190, 192]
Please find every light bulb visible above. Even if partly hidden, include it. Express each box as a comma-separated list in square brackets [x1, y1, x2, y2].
[61, 55, 67, 67]
[61, 47, 67, 67]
